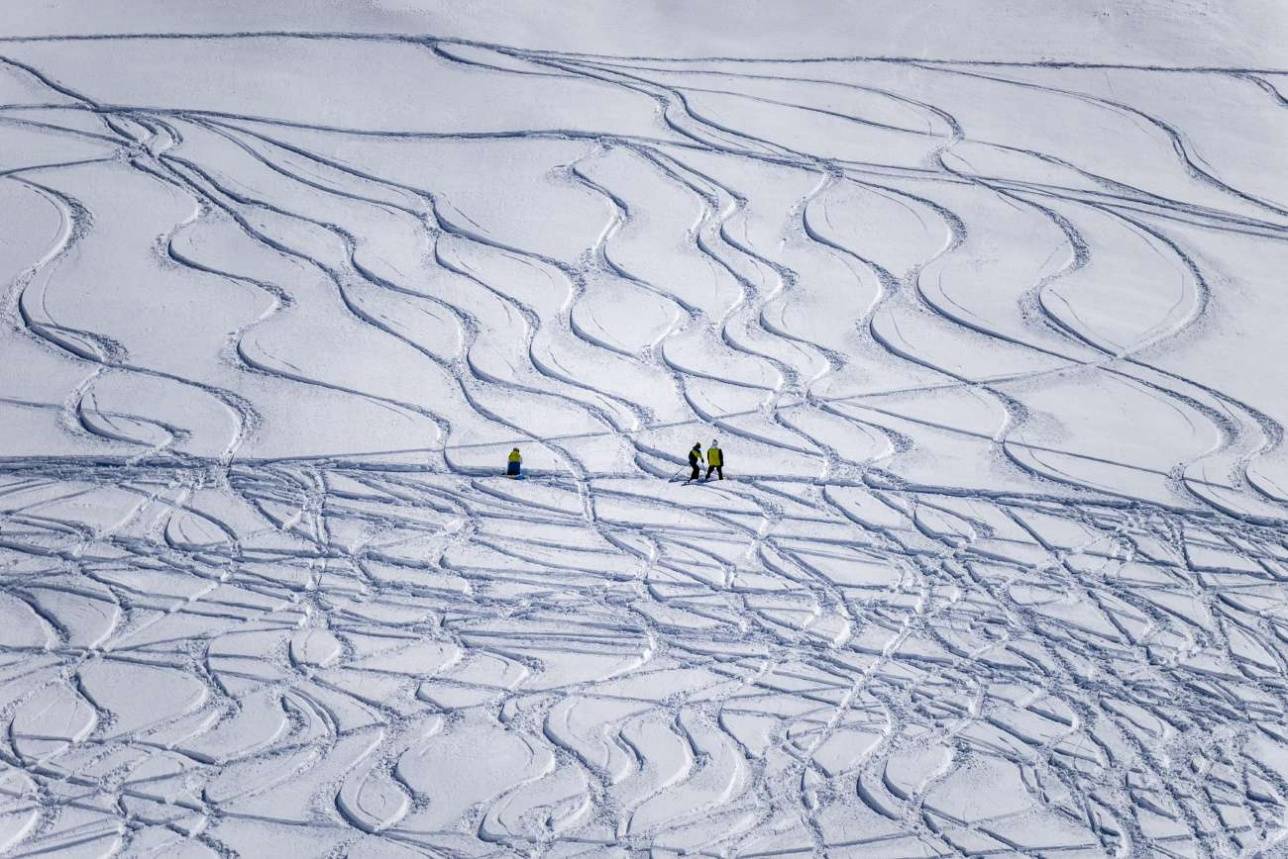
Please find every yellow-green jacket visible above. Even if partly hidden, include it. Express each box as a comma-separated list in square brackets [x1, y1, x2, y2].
[707, 446, 723, 466]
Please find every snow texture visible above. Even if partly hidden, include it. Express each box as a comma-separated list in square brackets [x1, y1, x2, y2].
[1, 3, 1288, 857]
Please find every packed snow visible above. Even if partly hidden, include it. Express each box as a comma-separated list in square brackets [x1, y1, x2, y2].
[1, 3, 1288, 857]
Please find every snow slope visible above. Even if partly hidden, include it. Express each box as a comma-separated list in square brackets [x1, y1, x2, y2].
[1, 5, 1287, 857]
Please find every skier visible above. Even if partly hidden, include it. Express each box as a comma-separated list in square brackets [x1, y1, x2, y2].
[507, 447, 522, 478]
[687, 442, 702, 481]
[706, 439, 724, 481]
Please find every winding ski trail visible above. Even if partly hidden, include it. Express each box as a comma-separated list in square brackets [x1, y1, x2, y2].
[0, 29, 1287, 858]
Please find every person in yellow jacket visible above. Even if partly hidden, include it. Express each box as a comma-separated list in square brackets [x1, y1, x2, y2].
[507, 447, 522, 478]
[705, 440, 724, 481]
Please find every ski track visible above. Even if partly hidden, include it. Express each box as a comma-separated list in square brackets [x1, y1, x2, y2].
[0, 32, 1287, 859]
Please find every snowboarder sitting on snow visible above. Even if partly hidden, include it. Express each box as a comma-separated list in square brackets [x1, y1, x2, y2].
[507, 447, 522, 478]
[688, 443, 702, 481]
[706, 440, 724, 481]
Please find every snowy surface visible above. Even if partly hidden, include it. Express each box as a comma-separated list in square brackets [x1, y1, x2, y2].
[2, 3, 1288, 857]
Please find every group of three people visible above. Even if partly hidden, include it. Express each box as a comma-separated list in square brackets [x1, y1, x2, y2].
[505, 440, 726, 481]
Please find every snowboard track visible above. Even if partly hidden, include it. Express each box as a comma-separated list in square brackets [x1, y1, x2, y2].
[0, 32, 1287, 858]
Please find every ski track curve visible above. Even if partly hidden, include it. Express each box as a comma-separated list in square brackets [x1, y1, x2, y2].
[0, 33, 1286, 859]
